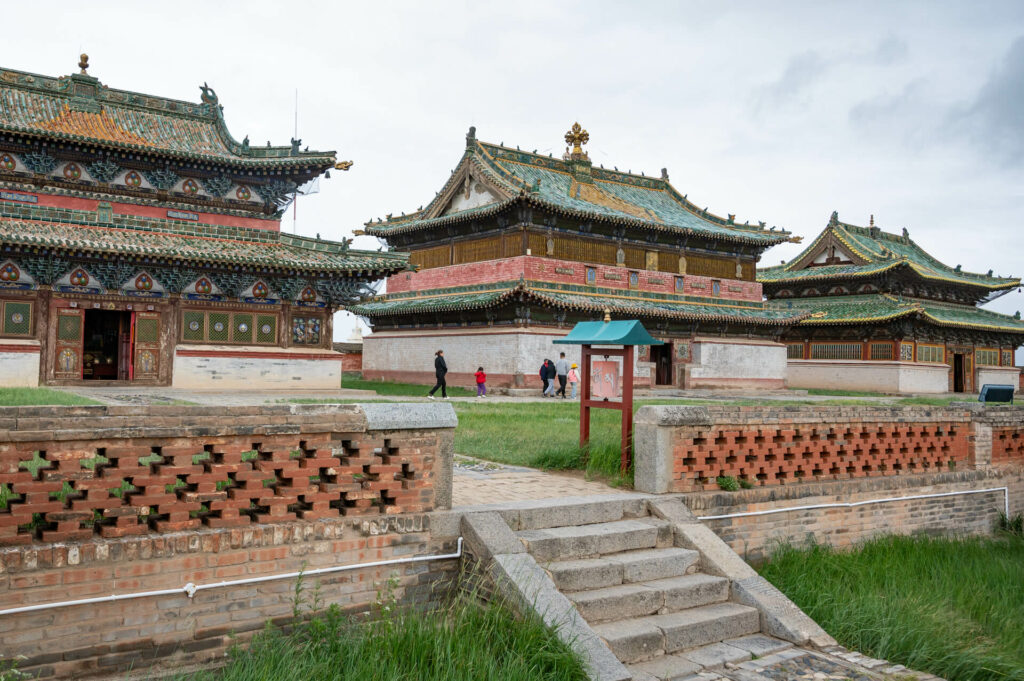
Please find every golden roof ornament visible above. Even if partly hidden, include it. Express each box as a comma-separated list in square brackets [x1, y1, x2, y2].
[335, 160, 353, 171]
[78, 53, 89, 75]
[869, 214, 874, 226]
[565, 122, 590, 161]
[603, 308, 611, 323]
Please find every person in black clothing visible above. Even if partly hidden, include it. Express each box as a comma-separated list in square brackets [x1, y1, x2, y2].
[428, 350, 448, 399]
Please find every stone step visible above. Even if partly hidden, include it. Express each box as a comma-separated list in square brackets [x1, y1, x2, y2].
[592, 602, 760, 664]
[545, 547, 700, 591]
[649, 602, 761, 655]
[517, 518, 671, 562]
[569, 574, 729, 623]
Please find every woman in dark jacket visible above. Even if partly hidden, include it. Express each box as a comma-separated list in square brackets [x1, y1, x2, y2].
[428, 350, 448, 399]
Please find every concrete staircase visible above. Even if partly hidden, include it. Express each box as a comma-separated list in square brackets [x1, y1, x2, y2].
[515, 511, 792, 680]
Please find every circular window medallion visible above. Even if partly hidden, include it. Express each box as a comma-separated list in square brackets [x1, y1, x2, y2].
[188, 320, 200, 332]
[124, 170, 142, 188]
[213, 321, 225, 333]
[0, 263, 20, 282]
[182, 178, 199, 194]
[237, 322, 249, 333]
[0, 154, 15, 171]
[195, 278, 213, 294]
[260, 323, 272, 335]
[70, 269, 90, 286]
[235, 185, 251, 201]
[63, 163, 82, 180]
[10, 312, 24, 324]
[134, 273, 153, 291]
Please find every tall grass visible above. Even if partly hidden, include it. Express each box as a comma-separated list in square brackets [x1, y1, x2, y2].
[173, 592, 587, 681]
[759, 534, 1024, 681]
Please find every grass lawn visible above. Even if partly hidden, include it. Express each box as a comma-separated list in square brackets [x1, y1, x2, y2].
[341, 376, 475, 397]
[174, 595, 586, 681]
[0, 387, 99, 406]
[759, 532, 1024, 681]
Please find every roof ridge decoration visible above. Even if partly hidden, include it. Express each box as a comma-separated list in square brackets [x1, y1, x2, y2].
[365, 125, 798, 246]
[0, 58, 336, 165]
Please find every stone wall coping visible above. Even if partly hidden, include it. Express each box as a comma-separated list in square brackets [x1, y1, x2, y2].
[634, 403, 1024, 428]
[0, 402, 459, 442]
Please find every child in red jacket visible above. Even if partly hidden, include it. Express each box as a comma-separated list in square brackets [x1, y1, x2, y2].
[474, 367, 487, 398]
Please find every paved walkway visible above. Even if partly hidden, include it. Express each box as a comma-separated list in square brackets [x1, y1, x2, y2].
[452, 456, 623, 507]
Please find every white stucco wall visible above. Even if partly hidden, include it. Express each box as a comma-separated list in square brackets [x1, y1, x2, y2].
[0, 348, 40, 387]
[172, 347, 342, 390]
[362, 329, 650, 384]
[786, 360, 949, 393]
[686, 339, 787, 387]
[976, 366, 1020, 392]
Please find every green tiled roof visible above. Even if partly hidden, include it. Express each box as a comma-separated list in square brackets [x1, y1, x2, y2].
[0, 216, 409, 274]
[0, 65, 335, 169]
[759, 214, 1020, 291]
[364, 135, 794, 247]
[767, 294, 1024, 333]
[766, 294, 918, 325]
[351, 280, 807, 326]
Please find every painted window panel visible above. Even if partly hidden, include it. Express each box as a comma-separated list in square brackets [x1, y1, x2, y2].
[1, 301, 32, 336]
[810, 343, 862, 360]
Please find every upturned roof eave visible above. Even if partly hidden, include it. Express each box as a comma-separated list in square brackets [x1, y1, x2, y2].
[1, 124, 337, 171]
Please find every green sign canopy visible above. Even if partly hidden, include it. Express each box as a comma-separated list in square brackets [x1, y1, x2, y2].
[553, 319, 664, 346]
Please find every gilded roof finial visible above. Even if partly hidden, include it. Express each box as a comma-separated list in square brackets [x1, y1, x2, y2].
[564, 122, 590, 161]
[869, 214, 874, 226]
[603, 308, 611, 323]
[78, 53, 89, 74]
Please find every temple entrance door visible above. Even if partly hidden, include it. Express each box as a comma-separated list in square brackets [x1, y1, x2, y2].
[953, 354, 965, 393]
[131, 312, 161, 381]
[54, 309, 85, 380]
[83, 310, 130, 380]
[650, 343, 674, 386]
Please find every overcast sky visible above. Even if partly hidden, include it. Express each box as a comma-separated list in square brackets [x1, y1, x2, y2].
[4, 1, 1023, 350]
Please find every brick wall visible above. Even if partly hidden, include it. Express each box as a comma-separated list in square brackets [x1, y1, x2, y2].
[676, 468, 1024, 564]
[384, 255, 763, 302]
[634, 404, 1024, 494]
[1, 513, 460, 679]
[0, 403, 458, 679]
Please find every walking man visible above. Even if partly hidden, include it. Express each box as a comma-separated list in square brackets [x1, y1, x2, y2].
[428, 350, 448, 399]
[555, 352, 569, 398]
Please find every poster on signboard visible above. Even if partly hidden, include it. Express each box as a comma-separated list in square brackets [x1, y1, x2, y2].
[591, 360, 620, 399]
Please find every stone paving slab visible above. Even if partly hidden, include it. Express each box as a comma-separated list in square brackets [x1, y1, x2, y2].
[453, 455, 624, 506]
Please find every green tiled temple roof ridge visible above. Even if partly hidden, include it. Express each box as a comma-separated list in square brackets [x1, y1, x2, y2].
[0, 215, 409, 274]
[0, 64, 336, 169]
[767, 293, 1024, 333]
[364, 133, 796, 247]
[351, 279, 807, 325]
[758, 213, 1020, 290]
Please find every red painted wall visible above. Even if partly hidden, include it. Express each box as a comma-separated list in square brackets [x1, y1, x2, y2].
[385, 255, 762, 302]
[4, 190, 279, 232]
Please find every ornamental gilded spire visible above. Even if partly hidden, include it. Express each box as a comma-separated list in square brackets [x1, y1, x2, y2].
[564, 122, 590, 161]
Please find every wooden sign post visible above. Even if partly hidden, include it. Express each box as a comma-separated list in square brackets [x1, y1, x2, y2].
[580, 344, 635, 473]
[555, 314, 661, 474]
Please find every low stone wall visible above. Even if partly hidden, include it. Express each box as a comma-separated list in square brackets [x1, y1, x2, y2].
[676, 469, 1023, 563]
[0, 342, 40, 387]
[634, 404, 1024, 494]
[0, 402, 458, 679]
[785, 359, 949, 394]
[171, 346, 345, 390]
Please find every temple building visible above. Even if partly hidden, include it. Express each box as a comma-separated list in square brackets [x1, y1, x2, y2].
[0, 57, 406, 388]
[352, 124, 807, 389]
[760, 213, 1024, 393]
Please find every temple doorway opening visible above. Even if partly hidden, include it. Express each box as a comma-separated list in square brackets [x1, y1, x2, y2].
[651, 343, 674, 386]
[83, 310, 131, 381]
[953, 354, 965, 393]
